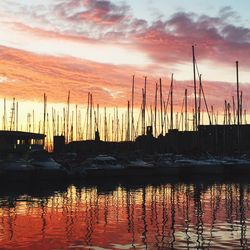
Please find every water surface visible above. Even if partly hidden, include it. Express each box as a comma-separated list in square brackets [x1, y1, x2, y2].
[0, 178, 249, 249]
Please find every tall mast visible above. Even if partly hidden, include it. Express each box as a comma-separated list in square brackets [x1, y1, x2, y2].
[70, 110, 74, 142]
[160, 78, 163, 134]
[223, 100, 227, 125]
[154, 82, 158, 137]
[198, 74, 202, 127]
[75, 104, 78, 141]
[16, 101, 18, 131]
[236, 61, 240, 152]
[170, 74, 174, 130]
[4, 98, 6, 130]
[46, 113, 49, 151]
[86, 92, 90, 140]
[228, 103, 231, 125]
[104, 107, 107, 141]
[131, 75, 135, 141]
[43, 93, 47, 136]
[240, 91, 243, 124]
[116, 106, 118, 142]
[97, 104, 99, 132]
[33, 109, 35, 133]
[232, 96, 236, 124]
[141, 88, 145, 135]
[62, 107, 66, 136]
[185, 88, 188, 131]
[211, 105, 214, 125]
[121, 113, 124, 141]
[192, 45, 198, 131]
[150, 104, 153, 127]
[67, 90, 70, 143]
[52, 107, 55, 138]
[236, 61, 240, 126]
[10, 98, 16, 131]
[143, 76, 147, 135]
[126, 100, 130, 141]
[90, 93, 93, 140]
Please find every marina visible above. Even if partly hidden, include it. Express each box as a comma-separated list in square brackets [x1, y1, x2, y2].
[0, 1, 250, 248]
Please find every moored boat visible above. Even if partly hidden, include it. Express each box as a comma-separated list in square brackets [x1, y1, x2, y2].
[78, 155, 125, 177]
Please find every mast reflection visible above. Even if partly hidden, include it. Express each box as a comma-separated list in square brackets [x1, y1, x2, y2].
[0, 180, 249, 249]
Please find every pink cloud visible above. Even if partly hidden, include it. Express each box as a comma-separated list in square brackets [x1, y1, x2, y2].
[3, 1, 250, 69]
[69, 0, 130, 26]
[131, 11, 250, 69]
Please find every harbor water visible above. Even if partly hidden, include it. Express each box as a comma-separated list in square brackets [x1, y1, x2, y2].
[0, 178, 249, 249]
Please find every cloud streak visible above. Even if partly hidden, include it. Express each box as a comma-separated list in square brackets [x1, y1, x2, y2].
[0, 46, 249, 112]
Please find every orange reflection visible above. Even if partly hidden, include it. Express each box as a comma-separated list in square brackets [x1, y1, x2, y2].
[0, 182, 249, 249]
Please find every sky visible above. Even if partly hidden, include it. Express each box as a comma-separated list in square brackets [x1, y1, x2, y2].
[0, 0, 250, 111]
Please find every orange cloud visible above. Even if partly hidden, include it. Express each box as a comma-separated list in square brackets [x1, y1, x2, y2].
[0, 45, 144, 106]
[0, 45, 249, 113]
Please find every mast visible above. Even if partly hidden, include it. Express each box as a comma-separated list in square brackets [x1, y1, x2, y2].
[131, 75, 135, 141]
[211, 105, 214, 125]
[75, 104, 78, 141]
[10, 98, 16, 131]
[116, 106, 118, 142]
[150, 104, 153, 127]
[236, 61, 240, 152]
[58, 114, 60, 135]
[142, 76, 147, 135]
[198, 74, 202, 127]
[86, 92, 90, 140]
[192, 45, 198, 131]
[46, 113, 49, 151]
[104, 107, 107, 141]
[126, 100, 130, 141]
[224, 100, 227, 125]
[144, 76, 147, 132]
[160, 78, 163, 134]
[52, 107, 55, 138]
[66, 90, 70, 143]
[63, 107, 66, 136]
[70, 110, 74, 142]
[43, 93, 47, 137]
[185, 89, 188, 131]
[27, 113, 31, 132]
[33, 109, 35, 133]
[16, 101, 18, 131]
[154, 82, 158, 137]
[170, 74, 174, 130]
[4, 98, 6, 130]
[228, 103, 231, 125]
[121, 113, 124, 141]
[240, 91, 243, 124]
[236, 61, 240, 126]
[90, 93, 93, 140]
[232, 96, 236, 124]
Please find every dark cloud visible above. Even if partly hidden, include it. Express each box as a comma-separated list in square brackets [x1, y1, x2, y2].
[130, 10, 250, 67]
[56, 0, 131, 26]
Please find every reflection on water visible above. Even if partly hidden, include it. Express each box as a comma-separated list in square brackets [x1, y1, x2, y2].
[0, 180, 249, 249]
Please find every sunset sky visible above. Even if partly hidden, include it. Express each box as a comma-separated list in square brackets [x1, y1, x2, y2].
[0, 0, 250, 111]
